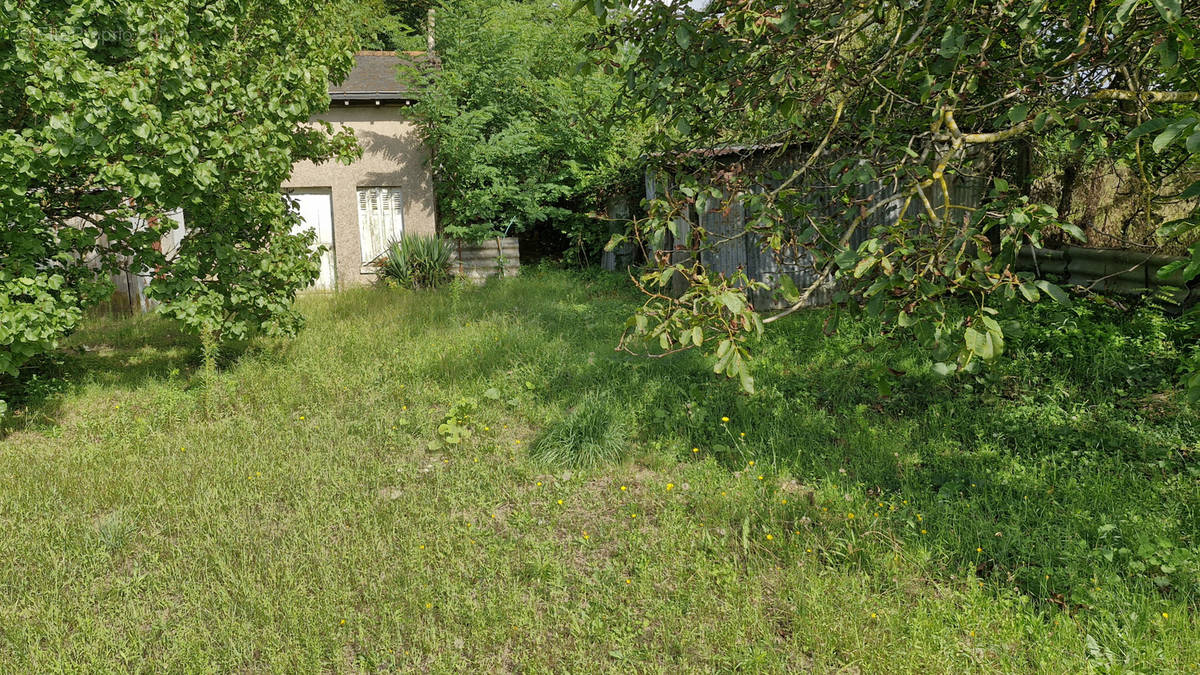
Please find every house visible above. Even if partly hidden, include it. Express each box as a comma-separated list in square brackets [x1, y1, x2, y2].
[282, 50, 438, 290]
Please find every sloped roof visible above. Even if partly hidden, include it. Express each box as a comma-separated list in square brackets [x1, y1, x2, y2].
[329, 51, 436, 102]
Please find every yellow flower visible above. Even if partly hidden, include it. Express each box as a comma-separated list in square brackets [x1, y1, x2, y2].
[630, 513, 637, 519]
[976, 547, 982, 553]
[721, 416, 729, 422]
[419, 545, 425, 550]
[1162, 612, 1169, 619]
[401, 406, 407, 411]
[781, 499, 787, 505]
[847, 512, 855, 519]
[536, 482, 542, 486]
[515, 440, 521, 445]
[620, 485, 627, 491]
[920, 529, 927, 534]
[557, 499, 563, 505]
[625, 579, 631, 584]
[692, 447, 699, 453]
[757, 475, 764, 480]
[299, 415, 304, 420]
[484, 426, 490, 431]
[340, 619, 345, 625]
[748, 460, 755, 466]
[666, 483, 674, 491]
[766, 534, 773, 541]
[806, 548, 812, 553]
[871, 613, 877, 619]
[739, 432, 745, 438]
[425, 603, 432, 609]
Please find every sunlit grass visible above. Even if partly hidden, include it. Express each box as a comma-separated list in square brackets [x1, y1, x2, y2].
[0, 268, 1195, 671]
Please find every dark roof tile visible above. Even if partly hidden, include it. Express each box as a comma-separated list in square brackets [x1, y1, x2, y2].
[329, 51, 437, 102]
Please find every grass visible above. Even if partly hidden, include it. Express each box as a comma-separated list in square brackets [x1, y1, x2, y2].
[0, 268, 1197, 671]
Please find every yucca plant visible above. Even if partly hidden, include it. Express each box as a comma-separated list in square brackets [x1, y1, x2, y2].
[380, 235, 454, 290]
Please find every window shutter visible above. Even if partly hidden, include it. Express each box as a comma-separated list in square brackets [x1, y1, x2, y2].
[356, 187, 405, 269]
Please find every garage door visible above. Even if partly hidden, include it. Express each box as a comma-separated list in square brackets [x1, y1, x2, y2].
[286, 190, 336, 291]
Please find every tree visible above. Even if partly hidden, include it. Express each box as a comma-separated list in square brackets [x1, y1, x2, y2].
[587, 0, 1200, 396]
[0, 0, 365, 414]
[410, 0, 642, 256]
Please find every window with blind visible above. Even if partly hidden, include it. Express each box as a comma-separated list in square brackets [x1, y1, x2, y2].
[356, 187, 405, 270]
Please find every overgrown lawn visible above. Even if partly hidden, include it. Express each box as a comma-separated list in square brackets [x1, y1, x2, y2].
[0, 269, 1196, 671]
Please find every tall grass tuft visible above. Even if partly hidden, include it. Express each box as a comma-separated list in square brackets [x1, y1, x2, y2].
[380, 235, 453, 290]
[531, 393, 630, 468]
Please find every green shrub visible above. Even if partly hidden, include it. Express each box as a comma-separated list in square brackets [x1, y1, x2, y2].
[380, 235, 453, 290]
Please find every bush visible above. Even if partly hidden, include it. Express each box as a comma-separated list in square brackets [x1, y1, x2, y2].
[380, 235, 454, 290]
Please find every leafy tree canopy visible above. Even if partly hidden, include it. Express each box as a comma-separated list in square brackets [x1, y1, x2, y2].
[410, 0, 645, 252]
[1, 0, 367, 414]
[587, 0, 1200, 396]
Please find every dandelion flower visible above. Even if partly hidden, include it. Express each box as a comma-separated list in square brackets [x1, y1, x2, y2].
[625, 579, 631, 584]
[920, 529, 927, 534]
[749, 461, 755, 466]
[620, 486, 627, 491]
[340, 619, 346, 625]
[630, 513, 637, 519]
[425, 603, 432, 609]
[299, 415, 304, 420]
[740, 432, 745, 438]
[536, 482, 542, 486]
[419, 545, 425, 550]
[721, 416, 729, 422]
[847, 512, 855, 519]
[766, 534, 773, 541]
[666, 483, 674, 491]
[781, 499, 787, 505]
[557, 499, 563, 505]
[758, 475, 764, 480]
[976, 547, 982, 553]
[1162, 612, 1169, 619]
[692, 447, 699, 453]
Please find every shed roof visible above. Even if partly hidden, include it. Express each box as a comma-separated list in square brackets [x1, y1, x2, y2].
[329, 51, 436, 102]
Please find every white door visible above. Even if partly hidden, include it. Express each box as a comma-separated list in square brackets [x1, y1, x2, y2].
[287, 190, 336, 291]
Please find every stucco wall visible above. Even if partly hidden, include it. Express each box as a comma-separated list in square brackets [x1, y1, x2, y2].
[283, 103, 435, 287]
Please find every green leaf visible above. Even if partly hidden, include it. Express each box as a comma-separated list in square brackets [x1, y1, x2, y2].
[1060, 223, 1087, 242]
[1007, 104, 1029, 125]
[1150, 0, 1181, 22]
[718, 292, 745, 314]
[1176, 180, 1200, 200]
[1128, 118, 1170, 140]
[778, 274, 800, 303]
[1034, 279, 1070, 304]
[932, 362, 956, 377]
[1186, 132, 1200, 155]
[1152, 124, 1186, 153]
[675, 24, 692, 50]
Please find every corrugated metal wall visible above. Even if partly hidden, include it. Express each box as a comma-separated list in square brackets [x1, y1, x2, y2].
[638, 168, 988, 309]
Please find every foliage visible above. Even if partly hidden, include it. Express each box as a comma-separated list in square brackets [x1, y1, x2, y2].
[0, 0, 363, 413]
[587, 0, 1200, 395]
[380, 234, 454, 290]
[1, 271, 1196, 668]
[409, 0, 641, 249]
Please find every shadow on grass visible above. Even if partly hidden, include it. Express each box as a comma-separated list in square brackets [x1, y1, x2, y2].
[10, 269, 1196, 613]
[396, 271, 1199, 612]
